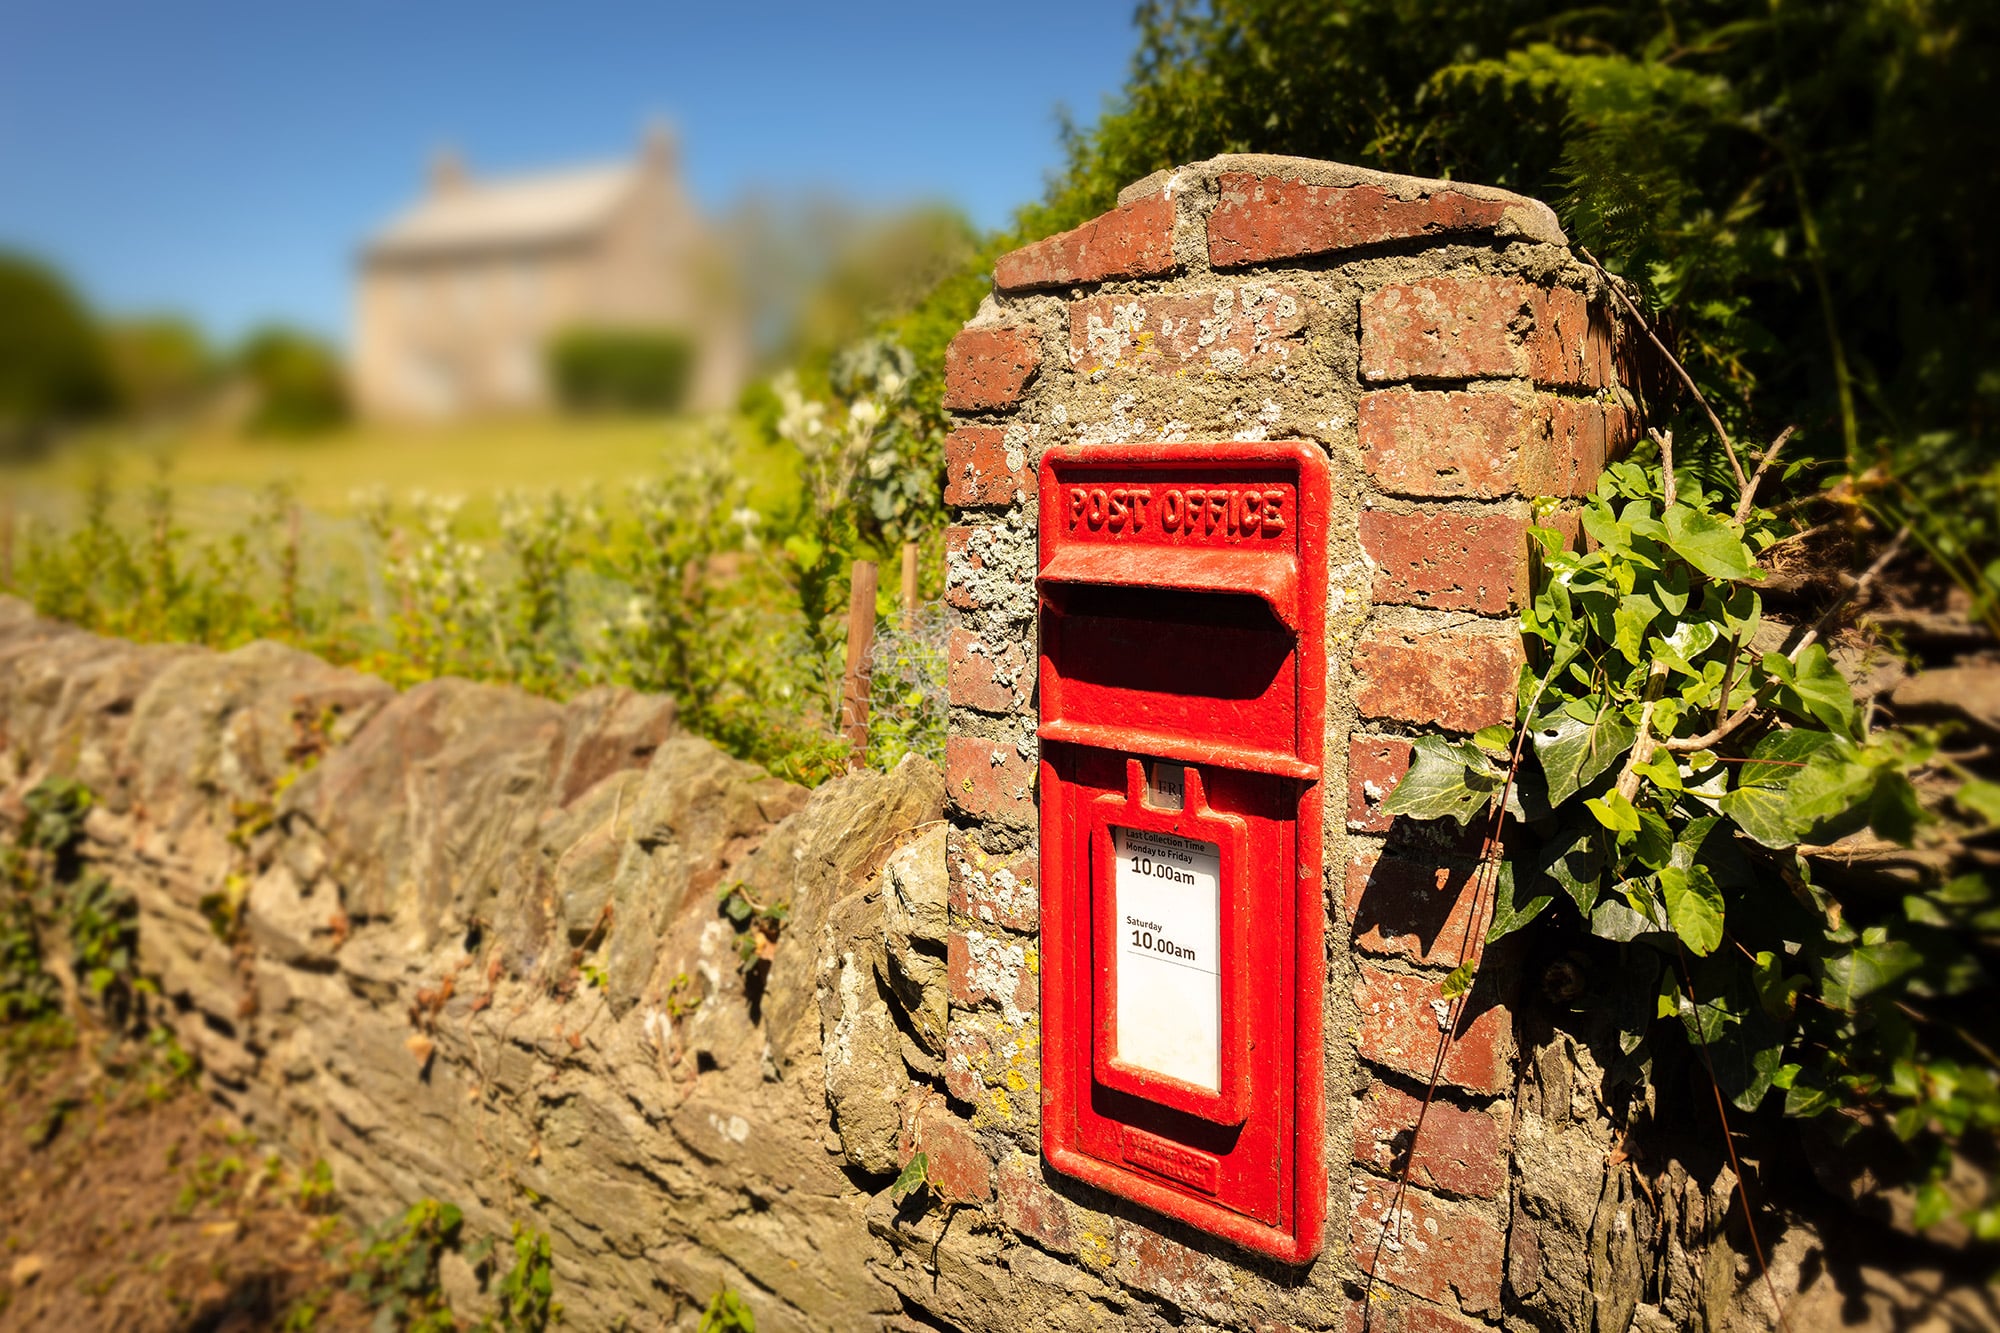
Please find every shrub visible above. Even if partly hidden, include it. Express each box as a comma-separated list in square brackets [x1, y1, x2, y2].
[105, 315, 217, 421]
[238, 325, 349, 436]
[547, 327, 695, 415]
[0, 250, 117, 457]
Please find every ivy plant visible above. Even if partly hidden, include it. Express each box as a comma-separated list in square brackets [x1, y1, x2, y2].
[1385, 443, 1998, 1240]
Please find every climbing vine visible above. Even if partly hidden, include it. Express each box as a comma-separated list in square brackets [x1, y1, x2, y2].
[1386, 435, 1999, 1242]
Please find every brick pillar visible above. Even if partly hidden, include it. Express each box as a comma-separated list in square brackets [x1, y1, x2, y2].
[940, 155, 1635, 1328]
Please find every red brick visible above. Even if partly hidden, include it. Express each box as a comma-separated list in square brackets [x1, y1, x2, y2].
[1113, 1219, 1233, 1322]
[1351, 1080, 1508, 1198]
[944, 326, 1042, 411]
[1348, 736, 1414, 833]
[1345, 847, 1487, 967]
[1208, 174, 1512, 269]
[995, 194, 1179, 291]
[899, 1095, 993, 1203]
[944, 425, 1032, 508]
[945, 735, 1036, 824]
[1354, 963, 1513, 1096]
[1603, 398, 1639, 463]
[944, 1016, 992, 1103]
[1361, 508, 1529, 614]
[944, 526, 978, 610]
[1070, 283, 1311, 375]
[947, 828, 1038, 932]
[1359, 390, 1614, 500]
[948, 628, 1030, 715]
[1350, 1175, 1505, 1315]
[998, 1152, 1076, 1252]
[1351, 626, 1524, 733]
[1341, 1295, 1489, 1333]
[1525, 287, 1612, 390]
[1361, 277, 1532, 383]
[948, 925, 1033, 1013]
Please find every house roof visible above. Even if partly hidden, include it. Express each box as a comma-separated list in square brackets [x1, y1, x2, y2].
[364, 163, 636, 260]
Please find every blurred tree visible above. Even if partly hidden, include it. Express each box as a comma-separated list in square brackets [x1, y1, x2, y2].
[547, 328, 696, 415]
[104, 315, 216, 422]
[0, 250, 117, 457]
[898, 0, 1998, 613]
[237, 326, 349, 437]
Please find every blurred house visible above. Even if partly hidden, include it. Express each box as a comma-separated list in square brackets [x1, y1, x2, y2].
[352, 124, 746, 419]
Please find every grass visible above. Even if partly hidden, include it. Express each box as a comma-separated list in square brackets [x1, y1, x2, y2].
[0, 412, 798, 537]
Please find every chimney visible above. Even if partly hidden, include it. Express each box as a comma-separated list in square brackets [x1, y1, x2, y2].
[430, 146, 469, 196]
[640, 119, 678, 179]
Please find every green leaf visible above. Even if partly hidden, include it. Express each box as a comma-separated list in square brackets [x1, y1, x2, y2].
[1955, 779, 2000, 827]
[1818, 937, 1920, 1011]
[1591, 891, 1669, 943]
[1662, 503, 1757, 580]
[1613, 597, 1656, 662]
[1378, 735, 1501, 826]
[1632, 806, 1674, 869]
[1586, 789, 1641, 833]
[1781, 644, 1860, 737]
[1538, 818, 1605, 917]
[1485, 861, 1552, 944]
[1659, 865, 1725, 955]
[1718, 784, 1801, 848]
[1531, 705, 1637, 806]
[1739, 727, 1839, 787]
[891, 1152, 930, 1201]
[1472, 724, 1514, 756]
[1440, 960, 1477, 1000]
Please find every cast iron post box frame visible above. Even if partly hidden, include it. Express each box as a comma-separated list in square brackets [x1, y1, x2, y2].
[1037, 440, 1329, 1263]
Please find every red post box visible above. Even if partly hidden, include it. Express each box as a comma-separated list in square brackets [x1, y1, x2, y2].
[1037, 439, 1329, 1262]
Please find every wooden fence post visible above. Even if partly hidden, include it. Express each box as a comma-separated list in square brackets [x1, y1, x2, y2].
[900, 541, 920, 630]
[841, 559, 878, 759]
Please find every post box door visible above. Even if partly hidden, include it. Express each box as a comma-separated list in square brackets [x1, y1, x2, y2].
[1038, 441, 1328, 1264]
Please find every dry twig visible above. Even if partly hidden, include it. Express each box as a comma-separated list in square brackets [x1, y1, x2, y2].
[1579, 247, 1747, 492]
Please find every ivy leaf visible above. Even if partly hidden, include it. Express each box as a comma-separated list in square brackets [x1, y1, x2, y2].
[1817, 937, 1921, 1012]
[1586, 789, 1641, 833]
[1613, 597, 1656, 662]
[1955, 779, 2000, 827]
[1739, 727, 1839, 787]
[1718, 784, 1801, 848]
[891, 1152, 930, 1201]
[1659, 864, 1726, 956]
[1440, 960, 1477, 1000]
[1632, 806, 1675, 869]
[1662, 503, 1757, 580]
[1538, 818, 1605, 917]
[1779, 644, 1860, 737]
[1485, 861, 1552, 944]
[1531, 706, 1637, 806]
[1378, 735, 1500, 825]
[1708, 1008, 1786, 1112]
[1784, 1074, 1841, 1118]
[1592, 888, 1670, 943]
[1650, 564, 1691, 616]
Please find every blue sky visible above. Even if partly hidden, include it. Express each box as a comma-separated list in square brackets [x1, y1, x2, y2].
[0, 2, 1139, 346]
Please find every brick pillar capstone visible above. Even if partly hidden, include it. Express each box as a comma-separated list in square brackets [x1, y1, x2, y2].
[937, 154, 1636, 1331]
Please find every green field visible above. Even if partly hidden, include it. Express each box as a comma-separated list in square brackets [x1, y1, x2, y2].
[0, 414, 796, 535]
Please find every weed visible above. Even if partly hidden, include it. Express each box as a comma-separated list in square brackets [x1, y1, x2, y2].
[296, 1158, 337, 1213]
[698, 1286, 756, 1333]
[486, 1223, 562, 1330]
